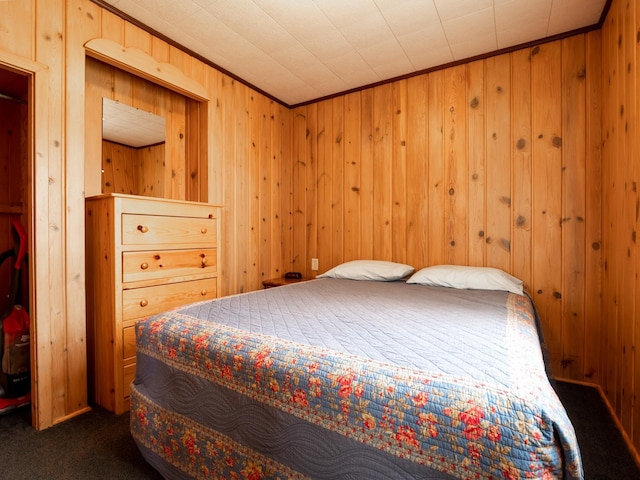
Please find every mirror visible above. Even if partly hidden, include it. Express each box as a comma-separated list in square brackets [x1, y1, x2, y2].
[101, 98, 167, 197]
[102, 98, 166, 148]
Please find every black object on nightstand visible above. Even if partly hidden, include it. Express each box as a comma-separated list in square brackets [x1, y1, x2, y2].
[262, 274, 306, 288]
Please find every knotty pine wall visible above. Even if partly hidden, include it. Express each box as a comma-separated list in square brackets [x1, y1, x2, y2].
[2, 0, 638, 457]
[600, 0, 640, 453]
[0, 0, 291, 429]
[291, 34, 603, 386]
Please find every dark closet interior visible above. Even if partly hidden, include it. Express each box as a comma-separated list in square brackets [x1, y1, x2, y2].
[0, 66, 31, 412]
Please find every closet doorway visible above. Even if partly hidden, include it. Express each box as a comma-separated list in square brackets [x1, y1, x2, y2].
[0, 66, 31, 420]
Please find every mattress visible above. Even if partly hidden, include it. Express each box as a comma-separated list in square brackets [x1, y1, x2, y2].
[130, 278, 583, 479]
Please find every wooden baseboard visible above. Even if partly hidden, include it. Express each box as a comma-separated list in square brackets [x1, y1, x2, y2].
[556, 377, 640, 469]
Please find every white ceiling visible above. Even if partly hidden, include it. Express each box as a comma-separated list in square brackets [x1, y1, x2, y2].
[99, 0, 607, 106]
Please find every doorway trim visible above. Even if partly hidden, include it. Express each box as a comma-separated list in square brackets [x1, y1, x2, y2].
[0, 49, 49, 429]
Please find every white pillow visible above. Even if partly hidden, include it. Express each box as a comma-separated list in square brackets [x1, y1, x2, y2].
[406, 265, 524, 295]
[317, 260, 414, 281]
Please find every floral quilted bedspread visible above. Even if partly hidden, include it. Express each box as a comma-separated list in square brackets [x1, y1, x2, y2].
[132, 284, 583, 480]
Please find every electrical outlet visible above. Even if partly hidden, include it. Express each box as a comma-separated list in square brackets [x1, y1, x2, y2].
[311, 258, 319, 271]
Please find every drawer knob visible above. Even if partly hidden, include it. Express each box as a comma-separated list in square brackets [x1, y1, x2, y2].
[140, 262, 149, 270]
[139, 299, 149, 307]
[137, 225, 149, 233]
[200, 227, 207, 234]
[201, 257, 208, 266]
[200, 290, 207, 296]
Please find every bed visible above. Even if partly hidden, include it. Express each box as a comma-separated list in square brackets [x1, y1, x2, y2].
[130, 262, 583, 480]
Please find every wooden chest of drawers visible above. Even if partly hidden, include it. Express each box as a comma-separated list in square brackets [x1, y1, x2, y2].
[85, 194, 221, 413]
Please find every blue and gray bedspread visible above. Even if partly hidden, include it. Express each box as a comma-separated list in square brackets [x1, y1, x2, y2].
[130, 278, 583, 479]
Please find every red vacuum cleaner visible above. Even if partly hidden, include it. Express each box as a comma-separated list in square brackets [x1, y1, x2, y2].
[0, 218, 31, 414]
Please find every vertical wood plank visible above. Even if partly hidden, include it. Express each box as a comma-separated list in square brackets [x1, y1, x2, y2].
[343, 92, 361, 263]
[531, 42, 564, 373]
[372, 83, 393, 260]
[485, 55, 512, 272]
[0, 0, 33, 59]
[359, 89, 374, 260]
[618, 0, 636, 431]
[316, 101, 332, 274]
[443, 66, 467, 265]
[584, 30, 602, 386]
[510, 50, 533, 291]
[427, 71, 445, 265]
[466, 61, 486, 267]
[392, 80, 408, 264]
[406, 75, 428, 269]
[330, 97, 343, 268]
[600, 0, 618, 404]
[561, 35, 587, 380]
[36, 0, 65, 424]
[292, 106, 308, 274]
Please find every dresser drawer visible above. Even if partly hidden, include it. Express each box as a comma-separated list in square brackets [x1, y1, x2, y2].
[122, 278, 217, 321]
[123, 363, 136, 397]
[122, 248, 217, 283]
[122, 214, 216, 246]
[123, 326, 136, 360]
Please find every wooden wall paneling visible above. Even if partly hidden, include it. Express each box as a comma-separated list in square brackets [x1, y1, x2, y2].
[510, 50, 533, 291]
[427, 71, 445, 265]
[560, 35, 587, 380]
[306, 102, 319, 276]
[209, 70, 224, 207]
[279, 102, 294, 278]
[443, 66, 467, 266]
[84, 57, 111, 196]
[531, 41, 564, 374]
[0, 98, 17, 310]
[249, 93, 264, 287]
[391, 80, 408, 264]
[123, 21, 151, 53]
[359, 89, 374, 261]
[36, 0, 67, 425]
[600, 1, 619, 404]
[101, 141, 137, 194]
[583, 31, 602, 386]
[256, 95, 270, 283]
[99, 8, 125, 43]
[0, 0, 33, 59]
[315, 101, 331, 275]
[219, 76, 237, 296]
[167, 92, 186, 200]
[139, 144, 165, 197]
[343, 92, 361, 263]
[330, 97, 343, 268]
[372, 84, 393, 260]
[292, 104, 310, 275]
[634, 3, 640, 446]
[185, 99, 206, 202]
[0, 100, 23, 208]
[157, 81, 175, 198]
[466, 61, 486, 268]
[236, 86, 250, 291]
[619, 0, 637, 433]
[65, 0, 94, 418]
[268, 101, 285, 279]
[151, 36, 170, 63]
[484, 55, 512, 273]
[30, 60, 53, 429]
[406, 75, 428, 269]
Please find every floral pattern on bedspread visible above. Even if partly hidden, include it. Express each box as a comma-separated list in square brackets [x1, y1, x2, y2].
[133, 293, 582, 480]
[131, 386, 311, 480]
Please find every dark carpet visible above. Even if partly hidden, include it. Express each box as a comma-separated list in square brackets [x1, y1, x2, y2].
[0, 381, 638, 479]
